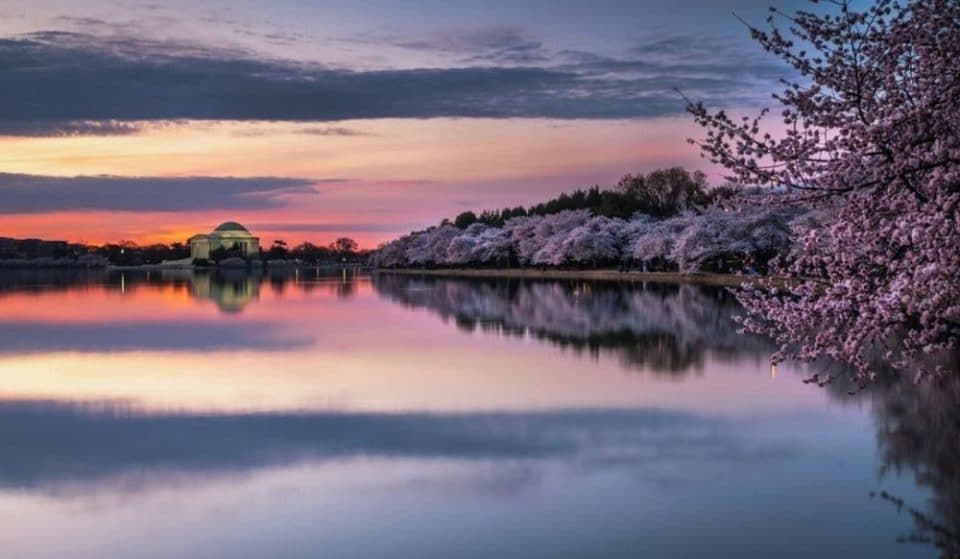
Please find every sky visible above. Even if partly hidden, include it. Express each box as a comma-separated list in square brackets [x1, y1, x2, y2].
[0, 0, 806, 247]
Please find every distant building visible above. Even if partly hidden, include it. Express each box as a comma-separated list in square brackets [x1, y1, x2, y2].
[188, 222, 260, 261]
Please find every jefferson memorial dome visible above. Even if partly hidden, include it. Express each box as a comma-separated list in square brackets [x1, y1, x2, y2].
[189, 222, 260, 260]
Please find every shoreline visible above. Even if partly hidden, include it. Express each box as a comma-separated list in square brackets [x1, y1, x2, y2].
[373, 268, 759, 287]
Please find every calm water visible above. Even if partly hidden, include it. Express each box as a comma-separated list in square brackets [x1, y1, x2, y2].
[0, 269, 954, 558]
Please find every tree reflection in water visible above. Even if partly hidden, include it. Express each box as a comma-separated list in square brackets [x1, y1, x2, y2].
[373, 274, 960, 557]
[1, 269, 956, 556]
[870, 370, 960, 558]
[371, 274, 775, 376]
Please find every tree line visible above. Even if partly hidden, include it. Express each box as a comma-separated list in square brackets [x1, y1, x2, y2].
[0, 236, 366, 267]
[447, 167, 721, 229]
[371, 168, 802, 274]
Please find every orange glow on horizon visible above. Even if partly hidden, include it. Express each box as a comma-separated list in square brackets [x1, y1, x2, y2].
[0, 116, 726, 246]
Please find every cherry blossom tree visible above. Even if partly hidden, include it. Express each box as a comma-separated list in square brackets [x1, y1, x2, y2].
[507, 215, 547, 266]
[617, 214, 655, 262]
[471, 225, 514, 265]
[670, 208, 794, 273]
[671, 209, 733, 273]
[421, 225, 461, 265]
[559, 215, 625, 265]
[447, 223, 510, 265]
[530, 210, 593, 266]
[445, 226, 482, 265]
[371, 235, 414, 268]
[373, 206, 805, 272]
[687, 0, 960, 382]
[399, 229, 432, 266]
[631, 214, 694, 268]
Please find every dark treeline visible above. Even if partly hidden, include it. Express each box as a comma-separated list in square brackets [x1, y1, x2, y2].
[200, 237, 366, 267]
[0, 236, 369, 267]
[264, 237, 363, 264]
[0, 237, 113, 267]
[447, 167, 720, 229]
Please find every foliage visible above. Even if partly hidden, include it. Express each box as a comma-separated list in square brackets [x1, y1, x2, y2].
[629, 214, 694, 267]
[291, 242, 329, 262]
[615, 167, 709, 216]
[686, 0, 960, 381]
[560, 216, 623, 265]
[1, 234, 368, 266]
[267, 239, 289, 260]
[95, 241, 189, 265]
[371, 206, 797, 272]
[671, 207, 796, 273]
[445, 167, 711, 229]
[453, 211, 479, 229]
[329, 237, 359, 256]
[530, 209, 593, 265]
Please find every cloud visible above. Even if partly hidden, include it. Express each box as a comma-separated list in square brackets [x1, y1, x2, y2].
[0, 173, 325, 213]
[231, 125, 376, 138]
[51, 16, 112, 28]
[563, 34, 787, 82]
[392, 26, 541, 54]
[0, 119, 144, 137]
[348, 26, 550, 65]
[0, 31, 786, 133]
[296, 126, 376, 137]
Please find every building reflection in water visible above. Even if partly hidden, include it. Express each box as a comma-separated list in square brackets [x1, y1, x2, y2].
[0, 267, 363, 314]
[0, 269, 956, 558]
[187, 270, 260, 313]
[187, 267, 361, 311]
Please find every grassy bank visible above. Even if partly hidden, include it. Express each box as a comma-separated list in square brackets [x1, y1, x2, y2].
[373, 268, 758, 287]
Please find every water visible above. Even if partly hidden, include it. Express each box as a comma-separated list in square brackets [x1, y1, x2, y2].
[0, 269, 953, 559]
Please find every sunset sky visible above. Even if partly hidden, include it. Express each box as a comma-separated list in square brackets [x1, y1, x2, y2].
[0, 0, 803, 247]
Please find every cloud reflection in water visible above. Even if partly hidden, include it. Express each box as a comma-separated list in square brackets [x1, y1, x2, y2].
[0, 399, 795, 494]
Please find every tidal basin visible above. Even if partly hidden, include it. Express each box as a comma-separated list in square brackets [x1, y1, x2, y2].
[0, 269, 949, 559]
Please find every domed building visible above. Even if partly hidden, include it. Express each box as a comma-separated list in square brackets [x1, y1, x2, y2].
[189, 222, 260, 260]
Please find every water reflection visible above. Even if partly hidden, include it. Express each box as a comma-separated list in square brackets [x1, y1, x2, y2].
[373, 274, 960, 557]
[189, 270, 260, 313]
[0, 320, 313, 354]
[0, 270, 953, 559]
[0, 400, 796, 493]
[871, 372, 960, 555]
[0, 268, 364, 355]
[372, 274, 775, 375]
[0, 267, 362, 313]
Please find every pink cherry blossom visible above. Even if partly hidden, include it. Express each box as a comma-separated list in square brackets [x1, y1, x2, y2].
[687, 0, 960, 383]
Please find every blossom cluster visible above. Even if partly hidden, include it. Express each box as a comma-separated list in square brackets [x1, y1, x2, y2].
[688, 0, 960, 382]
[371, 207, 800, 273]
